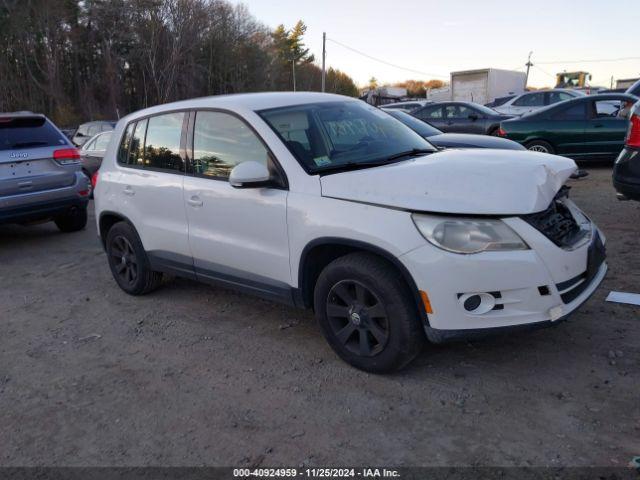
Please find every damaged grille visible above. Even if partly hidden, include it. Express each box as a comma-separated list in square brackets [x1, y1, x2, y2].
[521, 187, 587, 248]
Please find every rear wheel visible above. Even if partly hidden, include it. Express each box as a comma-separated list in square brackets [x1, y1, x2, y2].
[526, 140, 555, 154]
[54, 206, 88, 232]
[82, 169, 93, 198]
[314, 252, 425, 373]
[105, 222, 163, 295]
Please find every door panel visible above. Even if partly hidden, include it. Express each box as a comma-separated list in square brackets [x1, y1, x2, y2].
[443, 105, 484, 134]
[184, 110, 291, 297]
[115, 114, 191, 260]
[183, 177, 290, 289]
[584, 99, 629, 158]
[546, 102, 588, 157]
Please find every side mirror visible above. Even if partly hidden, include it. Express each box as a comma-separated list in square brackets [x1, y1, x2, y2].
[229, 161, 271, 188]
[468, 113, 479, 121]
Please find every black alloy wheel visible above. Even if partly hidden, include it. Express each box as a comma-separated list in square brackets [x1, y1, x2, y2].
[326, 279, 390, 357]
[109, 235, 138, 287]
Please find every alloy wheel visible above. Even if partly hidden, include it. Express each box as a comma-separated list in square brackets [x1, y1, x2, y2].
[528, 145, 549, 153]
[326, 280, 390, 357]
[110, 235, 138, 286]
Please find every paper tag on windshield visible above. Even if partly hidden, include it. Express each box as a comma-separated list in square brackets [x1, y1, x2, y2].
[314, 156, 331, 166]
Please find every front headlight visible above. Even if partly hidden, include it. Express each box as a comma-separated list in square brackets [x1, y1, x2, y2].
[412, 214, 529, 254]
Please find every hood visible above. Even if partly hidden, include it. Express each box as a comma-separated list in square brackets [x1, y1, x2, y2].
[320, 149, 577, 215]
[428, 133, 525, 151]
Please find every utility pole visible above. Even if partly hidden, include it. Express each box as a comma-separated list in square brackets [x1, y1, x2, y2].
[524, 51, 533, 88]
[292, 57, 296, 92]
[321, 32, 326, 92]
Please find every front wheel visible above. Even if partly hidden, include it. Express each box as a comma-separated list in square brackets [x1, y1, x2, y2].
[313, 252, 425, 373]
[526, 140, 555, 154]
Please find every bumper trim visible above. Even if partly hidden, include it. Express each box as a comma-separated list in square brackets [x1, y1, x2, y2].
[425, 261, 607, 344]
[0, 196, 88, 225]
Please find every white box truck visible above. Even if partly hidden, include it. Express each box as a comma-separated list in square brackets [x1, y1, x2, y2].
[450, 68, 526, 105]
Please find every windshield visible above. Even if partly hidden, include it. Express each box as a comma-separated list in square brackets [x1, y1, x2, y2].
[258, 101, 436, 173]
[386, 110, 442, 137]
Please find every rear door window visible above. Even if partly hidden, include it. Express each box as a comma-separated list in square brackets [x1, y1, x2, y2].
[513, 93, 545, 107]
[548, 91, 573, 104]
[415, 106, 443, 120]
[551, 103, 587, 120]
[0, 116, 68, 151]
[444, 105, 474, 119]
[144, 112, 185, 172]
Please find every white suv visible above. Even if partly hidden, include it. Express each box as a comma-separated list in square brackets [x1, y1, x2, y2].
[95, 92, 607, 373]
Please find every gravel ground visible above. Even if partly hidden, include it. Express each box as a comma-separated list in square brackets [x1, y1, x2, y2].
[0, 166, 638, 468]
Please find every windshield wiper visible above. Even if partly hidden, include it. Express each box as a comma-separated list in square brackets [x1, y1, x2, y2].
[318, 149, 433, 174]
[384, 148, 433, 162]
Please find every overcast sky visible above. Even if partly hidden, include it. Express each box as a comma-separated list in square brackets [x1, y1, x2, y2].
[230, 0, 639, 89]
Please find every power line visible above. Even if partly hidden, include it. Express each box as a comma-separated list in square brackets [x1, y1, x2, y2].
[325, 37, 449, 79]
[533, 65, 556, 79]
[536, 56, 640, 65]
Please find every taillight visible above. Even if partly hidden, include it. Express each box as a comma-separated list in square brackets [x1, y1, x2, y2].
[91, 171, 99, 189]
[53, 148, 81, 165]
[497, 127, 507, 137]
[626, 114, 640, 148]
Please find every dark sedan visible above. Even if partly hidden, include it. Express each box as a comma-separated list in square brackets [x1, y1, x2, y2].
[498, 93, 638, 161]
[613, 100, 640, 200]
[386, 110, 524, 150]
[411, 101, 513, 135]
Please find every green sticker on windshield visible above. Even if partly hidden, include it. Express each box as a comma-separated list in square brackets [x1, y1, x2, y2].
[314, 156, 331, 166]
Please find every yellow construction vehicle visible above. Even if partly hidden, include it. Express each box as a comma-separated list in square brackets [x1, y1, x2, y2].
[556, 71, 592, 89]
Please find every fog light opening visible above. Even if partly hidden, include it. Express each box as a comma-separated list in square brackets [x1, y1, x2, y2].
[458, 292, 496, 315]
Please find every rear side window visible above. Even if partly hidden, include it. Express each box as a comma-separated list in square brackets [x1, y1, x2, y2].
[192, 111, 269, 179]
[513, 93, 544, 107]
[117, 123, 135, 164]
[548, 92, 573, 104]
[144, 112, 185, 172]
[415, 107, 442, 120]
[0, 116, 68, 151]
[128, 119, 147, 167]
[551, 103, 587, 120]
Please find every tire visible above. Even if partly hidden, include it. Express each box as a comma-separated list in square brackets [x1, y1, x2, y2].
[54, 206, 88, 232]
[526, 140, 555, 154]
[82, 169, 94, 199]
[105, 221, 163, 295]
[313, 252, 425, 373]
[488, 127, 500, 136]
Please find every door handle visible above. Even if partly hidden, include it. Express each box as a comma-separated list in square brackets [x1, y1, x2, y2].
[123, 185, 135, 196]
[593, 124, 604, 128]
[187, 195, 203, 207]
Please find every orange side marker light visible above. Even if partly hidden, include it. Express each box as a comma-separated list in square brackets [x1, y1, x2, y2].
[419, 290, 433, 314]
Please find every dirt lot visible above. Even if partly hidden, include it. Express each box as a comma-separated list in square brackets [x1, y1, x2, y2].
[0, 167, 638, 468]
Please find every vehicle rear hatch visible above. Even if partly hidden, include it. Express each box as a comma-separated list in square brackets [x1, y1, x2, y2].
[0, 115, 77, 197]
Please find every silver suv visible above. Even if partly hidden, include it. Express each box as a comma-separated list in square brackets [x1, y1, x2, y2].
[0, 112, 90, 232]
